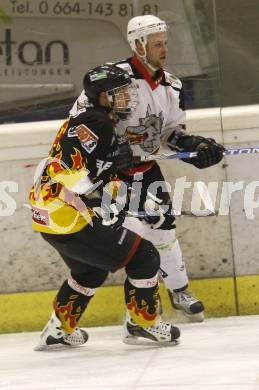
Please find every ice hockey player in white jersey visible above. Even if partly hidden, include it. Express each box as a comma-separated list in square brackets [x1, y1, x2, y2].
[70, 15, 225, 322]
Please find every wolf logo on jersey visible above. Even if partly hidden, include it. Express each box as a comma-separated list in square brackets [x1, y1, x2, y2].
[126, 105, 164, 153]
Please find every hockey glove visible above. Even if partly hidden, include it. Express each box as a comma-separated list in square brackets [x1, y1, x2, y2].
[83, 196, 125, 230]
[142, 199, 176, 230]
[114, 137, 134, 170]
[96, 202, 125, 230]
[176, 135, 225, 169]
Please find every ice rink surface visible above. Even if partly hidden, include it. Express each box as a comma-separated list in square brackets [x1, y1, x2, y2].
[1, 315, 259, 390]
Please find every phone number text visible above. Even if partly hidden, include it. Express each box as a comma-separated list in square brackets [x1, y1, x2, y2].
[9, 1, 159, 17]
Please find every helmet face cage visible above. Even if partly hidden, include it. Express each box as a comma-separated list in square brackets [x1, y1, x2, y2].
[107, 82, 138, 120]
[127, 15, 168, 52]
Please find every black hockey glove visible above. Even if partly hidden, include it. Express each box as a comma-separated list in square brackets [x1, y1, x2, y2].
[114, 137, 134, 171]
[176, 135, 225, 169]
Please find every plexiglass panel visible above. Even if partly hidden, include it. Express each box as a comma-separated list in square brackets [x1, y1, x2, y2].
[1, 0, 258, 317]
[0, 0, 222, 123]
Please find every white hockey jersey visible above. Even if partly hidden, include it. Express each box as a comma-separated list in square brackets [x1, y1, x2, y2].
[70, 55, 186, 164]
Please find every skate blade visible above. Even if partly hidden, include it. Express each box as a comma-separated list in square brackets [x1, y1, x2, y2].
[34, 342, 51, 351]
[34, 340, 77, 352]
[175, 309, 204, 323]
[123, 335, 179, 347]
[34, 343, 66, 351]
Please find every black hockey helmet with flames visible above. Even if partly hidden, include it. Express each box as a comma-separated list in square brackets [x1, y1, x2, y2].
[83, 64, 137, 119]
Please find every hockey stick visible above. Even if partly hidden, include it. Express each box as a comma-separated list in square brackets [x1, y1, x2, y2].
[127, 209, 216, 218]
[126, 185, 217, 218]
[140, 147, 259, 162]
[25, 147, 259, 168]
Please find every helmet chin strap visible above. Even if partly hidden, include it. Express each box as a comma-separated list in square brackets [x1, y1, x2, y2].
[143, 58, 160, 73]
[135, 42, 160, 73]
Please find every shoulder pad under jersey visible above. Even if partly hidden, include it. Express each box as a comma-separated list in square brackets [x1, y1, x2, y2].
[112, 60, 134, 76]
[164, 71, 182, 89]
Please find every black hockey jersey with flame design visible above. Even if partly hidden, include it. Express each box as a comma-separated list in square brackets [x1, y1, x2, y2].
[29, 107, 120, 234]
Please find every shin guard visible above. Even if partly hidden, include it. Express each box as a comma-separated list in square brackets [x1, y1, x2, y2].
[124, 276, 159, 328]
[54, 278, 95, 333]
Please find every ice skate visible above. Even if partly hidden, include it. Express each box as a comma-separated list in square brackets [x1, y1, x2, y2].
[169, 290, 205, 322]
[34, 312, 88, 351]
[123, 312, 180, 345]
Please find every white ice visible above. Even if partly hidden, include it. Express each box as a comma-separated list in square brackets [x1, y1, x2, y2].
[1, 315, 259, 390]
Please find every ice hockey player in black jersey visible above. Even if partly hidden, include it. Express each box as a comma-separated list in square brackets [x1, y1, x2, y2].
[30, 64, 180, 350]
[70, 16, 225, 323]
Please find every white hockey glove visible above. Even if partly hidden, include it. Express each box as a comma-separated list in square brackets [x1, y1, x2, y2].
[93, 201, 125, 230]
[142, 198, 176, 230]
[84, 183, 127, 230]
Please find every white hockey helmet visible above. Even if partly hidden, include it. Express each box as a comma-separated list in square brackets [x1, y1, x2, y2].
[127, 15, 167, 53]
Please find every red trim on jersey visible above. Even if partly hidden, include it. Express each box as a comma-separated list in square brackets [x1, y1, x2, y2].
[119, 235, 142, 268]
[131, 55, 163, 90]
[121, 161, 155, 176]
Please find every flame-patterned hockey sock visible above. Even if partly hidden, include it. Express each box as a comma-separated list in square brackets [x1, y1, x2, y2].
[124, 275, 159, 328]
[54, 277, 95, 333]
[34, 277, 95, 350]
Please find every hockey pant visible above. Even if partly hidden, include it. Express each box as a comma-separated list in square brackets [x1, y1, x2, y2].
[41, 218, 161, 332]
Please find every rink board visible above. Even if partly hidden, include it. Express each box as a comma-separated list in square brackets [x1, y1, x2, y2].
[2, 275, 259, 333]
[1, 106, 259, 293]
